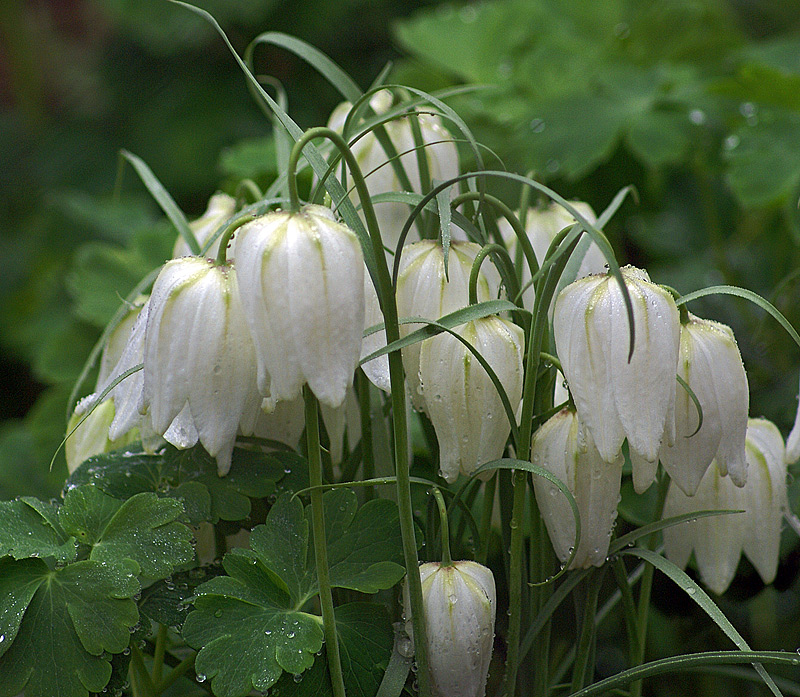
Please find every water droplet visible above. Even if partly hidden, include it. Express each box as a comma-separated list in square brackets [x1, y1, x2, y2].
[196, 673, 207, 683]
[529, 118, 545, 133]
[214, 609, 223, 618]
[689, 109, 706, 125]
[724, 134, 740, 151]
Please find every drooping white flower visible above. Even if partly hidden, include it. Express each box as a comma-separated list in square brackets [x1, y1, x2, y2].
[327, 90, 459, 251]
[663, 418, 788, 595]
[499, 200, 606, 307]
[396, 240, 500, 411]
[553, 266, 680, 493]
[531, 408, 623, 569]
[786, 373, 800, 464]
[403, 561, 496, 697]
[360, 271, 391, 392]
[173, 192, 237, 259]
[419, 316, 524, 482]
[235, 204, 365, 409]
[659, 314, 749, 495]
[141, 257, 261, 474]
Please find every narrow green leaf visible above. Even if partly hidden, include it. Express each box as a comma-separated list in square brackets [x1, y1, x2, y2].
[119, 150, 199, 255]
[569, 652, 800, 697]
[622, 548, 784, 697]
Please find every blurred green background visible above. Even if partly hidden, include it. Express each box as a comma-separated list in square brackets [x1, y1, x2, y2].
[2, 2, 800, 691]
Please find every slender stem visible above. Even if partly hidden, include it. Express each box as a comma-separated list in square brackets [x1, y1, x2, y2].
[130, 658, 141, 697]
[468, 243, 519, 308]
[356, 370, 375, 500]
[153, 653, 197, 695]
[478, 473, 497, 565]
[288, 126, 431, 697]
[304, 386, 347, 697]
[611, 557, 641, 666]
[130, 644, 155, 697]
[152, 625, 167, 685]
[214, 214, 256, 265]
[630, 475, 670, 697]
[432, 488, 452, 566]
[570, 569, 604, 692]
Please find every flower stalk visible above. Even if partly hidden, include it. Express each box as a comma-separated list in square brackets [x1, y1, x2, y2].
[304, 386, 347, 697]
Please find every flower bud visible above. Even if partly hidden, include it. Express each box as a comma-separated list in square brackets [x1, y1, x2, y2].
[531, 408, 623, 568]
[419, 316, 523, 482]
[140, 257, 261, 473]
[173, 192, 237, 259]
[659, 314, 749, 495]
[396, 241, 500, 411]
[553, 266, 680, 493]
[499, 201, 606, 307]
[327, 90, 459, 250]
[663, 418, 788, 594]
[403, 561, 496, 697]
[235, 204, 365, 409]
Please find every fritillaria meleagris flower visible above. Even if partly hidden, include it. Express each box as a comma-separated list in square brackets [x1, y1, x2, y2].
[403, 561, 496, 697]
[140, 257, 261, 474]
[553, 266, 680, 493]
[235, 204, 365, 409]
[786, 373, 800, 464]
[418, 316, 524, 482]
[173, 192, 237, 259]
[659, 314, 749, 495]
[531, 408, 623, 569]
[396, 240, 500, 411]
[663, 418, 788, 594]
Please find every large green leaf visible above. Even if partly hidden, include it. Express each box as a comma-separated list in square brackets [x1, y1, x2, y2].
[182, 491, 407, 696]
[0, 557, 139, 697]
[0, 498, 76, 563]
[269, 603, 394, 697]
[67, 444, 292, 525]
[57, 485, 194, 584]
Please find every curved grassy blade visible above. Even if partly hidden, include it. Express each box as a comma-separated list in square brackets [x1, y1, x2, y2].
[569, 652, 800, 697]
[676, 374, 704, 437]
[375, 638, 413, 697]
[359, 299, 521, 362]
[120, 150, 199, 255]
[168, 0, 379, 287]
[246, 32, 361, 103]
[520, 568, 590, 663]
[472, 457, 581, 580]
[596, 185, 638, 229]
[609, 509, 742, 555]
[684, 666, 800, 696]
[678, 285, 800, 351]
[622, 548, 784, 697]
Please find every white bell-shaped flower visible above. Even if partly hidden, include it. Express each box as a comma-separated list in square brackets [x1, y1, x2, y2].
[66, 397, 139, 473]
[499, 201, 606, 307]
[141, 257, 261, 474]
[173, 192, 237, 259]
[659, 314, 749, 495]
[360, 271, 391, 392]
[327, 90, 459, 250]
[663, 418, 788, 595]
[403, 561, 496, 697]
[396, 240, 500, 411]
[786, 373, 800, 464]
[418, 316, 524, 482]
[235, 204, 365, 409]
[553, 266, 680, 493]
[531, 408, 623, 569]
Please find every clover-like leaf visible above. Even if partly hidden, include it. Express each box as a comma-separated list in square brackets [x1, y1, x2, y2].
[0, 556, 139, 697]
[269, 603, 394, 697]
[66, 444, 291, 524]
[139, 565, 225, 630]
[58, 485, 194, 584]
[0, 497, 77, 563]
[182, 554, 324, 697]
[181, 491, 407, 696]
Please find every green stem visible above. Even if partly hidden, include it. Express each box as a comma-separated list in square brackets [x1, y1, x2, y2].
[304, 386, 347, 697]
[288, 126, 431, 697]
[571, 569, 604, 692]
[153, 653, 196, 695]
[630, 475, 670, 697]
[214, 213, 256, 265]
[356, 370, 375, 500]
[612, 557, 641, 667]
[130, 644, 155, 697]
[152, 625, 167, 685]
[468, 243, 518, 307]
[432, 488, 452, 566]
[477, 473, 497, 565]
